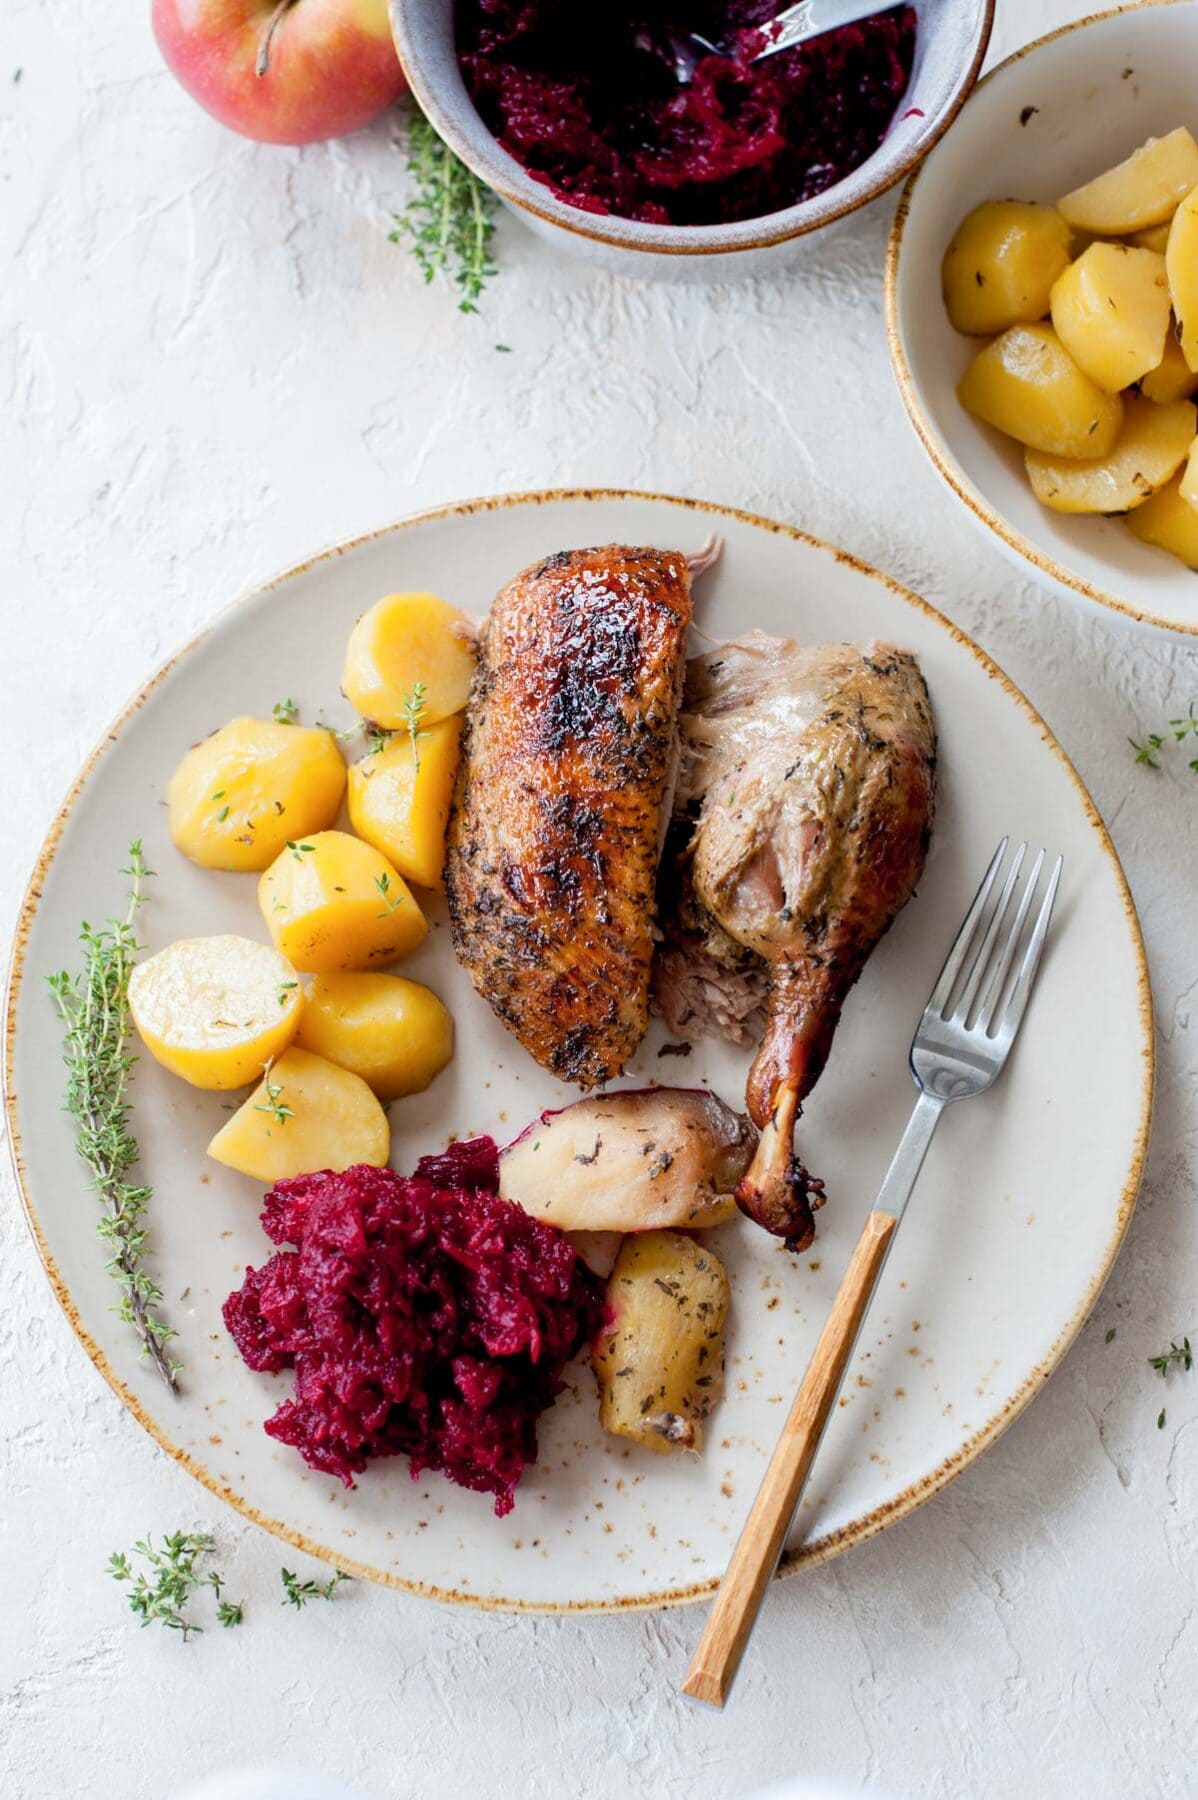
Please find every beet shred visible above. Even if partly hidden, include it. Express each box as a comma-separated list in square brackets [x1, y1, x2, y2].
[223, 1139, 602, 1517]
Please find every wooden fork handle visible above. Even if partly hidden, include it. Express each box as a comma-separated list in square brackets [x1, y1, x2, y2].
[681, 1208, 899, 1709]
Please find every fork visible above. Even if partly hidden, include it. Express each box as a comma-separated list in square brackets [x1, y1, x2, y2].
[681, 837, 1063, 1709]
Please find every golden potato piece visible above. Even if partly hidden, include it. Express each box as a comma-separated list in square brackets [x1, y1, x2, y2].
[1141, 326, 1198, 404]
[295, 972, 453, 1101]
[342, 593, 477, 731]
[1166, 187, 1198, 373]
[1179, 436, 1198, 511]
[1059, 128, 1198, 234]
[957, 324, 1123, 457]
[129, 934, 302, 1090]
[1129, 221, 1173, 253]
[1049, 243, 1170, 393]
[1126, 472, 1198, 567]
[346, 717, 462, 892]
[942, 201, 1072, 336]
[593, 1231, 729, 1455]
[1026, 395, 1196, 513]
[207, 1046, 389, 1182]
[167, 717, 346, 873]
[259, 830, 428, 973]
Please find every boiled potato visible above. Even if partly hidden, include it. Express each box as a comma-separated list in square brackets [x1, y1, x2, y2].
[957, 324, 1123, 457]
[1026, 395, 1196, 513]
[1129, 221, 1174, 253]
[346, 717, 463, 892]
[1126, 471, 1198, 566]
[167, 717, 346, 873]
[1141, 326, 1198, 403]
[207, 1046, 389, 1182]
[1166, 186, 1198, 372]
[593, 1231, 729, 1455]
[342, 592, 477, 730]
[1179, 436, 1198, 510]
[295, 973, 453, 1101]
[1049, 243, 1170, 393]
[259, 830, 428, 973]
[941, 201, 1072, 335]
[129, 934, 302, 1090]
[1059, 128, 1198, 234]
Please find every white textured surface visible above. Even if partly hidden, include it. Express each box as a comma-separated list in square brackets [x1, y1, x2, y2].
[2, 2, 1196, 1795]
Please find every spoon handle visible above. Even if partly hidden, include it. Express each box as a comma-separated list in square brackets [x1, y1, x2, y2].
[753, 0, 896, 61]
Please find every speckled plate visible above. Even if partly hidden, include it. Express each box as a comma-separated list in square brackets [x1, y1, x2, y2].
[4, 490, 1152, 1612]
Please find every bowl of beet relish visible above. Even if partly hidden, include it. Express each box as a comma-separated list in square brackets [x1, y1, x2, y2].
[390, 0, 993, 275]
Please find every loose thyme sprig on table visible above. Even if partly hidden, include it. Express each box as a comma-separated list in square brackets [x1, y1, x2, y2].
[1149, 1335, 1193, 1376]
[1129, 701, 1198, 771]
[391, 112, 497, 314]
[107, 1532, 242, 1640]
[281, 1567, 351, 1609]
[47, 844, 180, 1395]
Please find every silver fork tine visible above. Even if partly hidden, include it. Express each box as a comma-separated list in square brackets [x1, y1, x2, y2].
[953, 842, 1026, 1023]
[996, 854, 1063, 1041]
[976, 847, 1045, 1034]
[927, 836, 1008, 1017]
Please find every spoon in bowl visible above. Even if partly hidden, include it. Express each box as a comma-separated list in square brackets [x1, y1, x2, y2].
[639, 0, 901, 86]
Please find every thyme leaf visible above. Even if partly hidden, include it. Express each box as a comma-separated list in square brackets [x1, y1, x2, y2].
[280, 1567, 351, 1609]
[107, 1532, 240, 1639]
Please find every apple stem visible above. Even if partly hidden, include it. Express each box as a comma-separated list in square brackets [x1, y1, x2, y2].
[256, 0, 298, 78]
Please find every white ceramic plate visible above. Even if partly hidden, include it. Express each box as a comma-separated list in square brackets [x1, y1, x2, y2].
[5, 490, 1151, 1612]
[886, 0, 1198, 639]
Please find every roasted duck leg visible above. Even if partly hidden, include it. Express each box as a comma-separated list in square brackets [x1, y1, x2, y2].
[446, 544, 697, 1088]
[672, 634, 936, 1249]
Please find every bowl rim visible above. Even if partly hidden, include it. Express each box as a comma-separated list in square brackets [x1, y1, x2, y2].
[884, 0, 1198, 638]
[388, 0, 995, 256]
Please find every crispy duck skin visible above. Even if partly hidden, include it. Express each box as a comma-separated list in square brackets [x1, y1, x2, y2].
[445, 545, 694, 1088]
[676, 634, 936, 1249]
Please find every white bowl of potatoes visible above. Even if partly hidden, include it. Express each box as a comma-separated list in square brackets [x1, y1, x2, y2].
[886, 1, 1198, 638]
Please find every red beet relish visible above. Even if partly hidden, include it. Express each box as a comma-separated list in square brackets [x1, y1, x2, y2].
[223, 1140, 602, 1517]
[455, 1, 917, 228]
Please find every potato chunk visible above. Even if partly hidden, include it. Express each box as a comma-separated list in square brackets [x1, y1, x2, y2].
[593, 1231, 729, 1455]
[207, 1046, 389, 1182]
[1166, 187, 1198, 373]
[342, 592, 477, 731]
[1026, 395, 1196, 513]
[295, 972, 453, 1101]
[346, 717, 462, 892]
[1049, 244, 1170, 393]
[129, 934, 302, 1090]
[1126, 472, 1198, 567]
[1179, 437, 1198, 511]
[1141, 327, 1198, 404]
[1129, 221, 1173, 254]
[258, 830, 428, 973]
[1059, 128, 1198, 234]
[499, 1088, 755, 1234]
[957, 324, 1123, 457]
[167, 717, 346, 873]
[941, 201, 1072, 335]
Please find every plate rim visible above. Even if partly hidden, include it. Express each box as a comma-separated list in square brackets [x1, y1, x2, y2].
[883, 0, 1198, 640]
[3, 486, 1155, 1614]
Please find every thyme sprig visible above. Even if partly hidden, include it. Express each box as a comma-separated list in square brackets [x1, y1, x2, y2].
[401, 681, 428, 772]
[1130, 702, 1198, 771]
[1149, 1336, 1193, 1376]
[107, 1532, 242, 1639]
[280, 1567, 351, 1609]
[392, 113, 496, 314]
[47, 845, 180, 1394]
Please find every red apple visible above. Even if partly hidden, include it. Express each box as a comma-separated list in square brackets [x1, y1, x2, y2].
[152, 0, 407, 146]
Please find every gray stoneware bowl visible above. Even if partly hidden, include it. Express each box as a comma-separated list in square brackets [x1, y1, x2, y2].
[389, 0, 994, 279]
